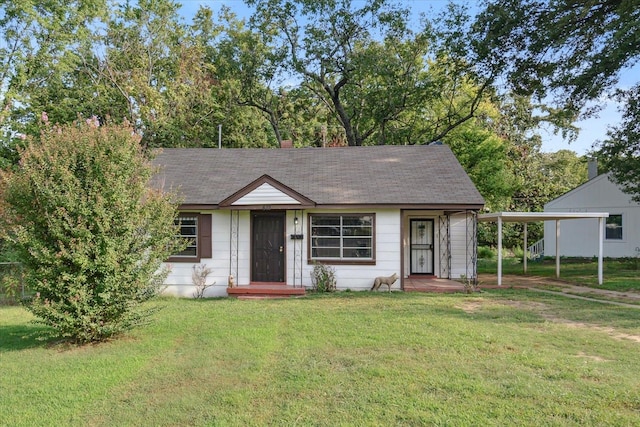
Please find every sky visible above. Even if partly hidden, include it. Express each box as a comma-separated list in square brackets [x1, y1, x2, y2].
[176, 0, 635, 156]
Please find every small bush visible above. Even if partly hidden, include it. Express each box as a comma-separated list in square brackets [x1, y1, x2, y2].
[512, 245, 524, 259]
[192, 264, 214, 298]
[477, 246, 495, 259]
[310, 262, 336, 292]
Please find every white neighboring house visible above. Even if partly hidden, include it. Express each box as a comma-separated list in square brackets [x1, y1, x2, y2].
[544, 173, 640, 258]
[153, 144, 485, 297]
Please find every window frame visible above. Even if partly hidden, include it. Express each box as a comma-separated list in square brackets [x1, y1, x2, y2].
[168, 213, 212, 263]
[605, 214, 623, 241]
[308, 213, 376, 265]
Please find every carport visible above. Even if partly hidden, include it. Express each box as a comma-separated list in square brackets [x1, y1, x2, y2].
[478, 212, 610, 286]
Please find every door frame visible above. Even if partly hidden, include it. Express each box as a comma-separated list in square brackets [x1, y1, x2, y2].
[250, 210, 286, 283]
[409, 218, 434, 275]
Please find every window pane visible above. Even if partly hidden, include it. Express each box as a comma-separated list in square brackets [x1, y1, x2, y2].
[312, 227, 341, 236]
[312, 216, 341, 226]
[343, 226, 372, 236]
[343, 237, 372, 248]
[174, 216, 198, 257]
[177, 246, 197, 257]
[342, 216, 372, 226]
[312, 237, 340, 247]
[180, 225, 197, 235]
[343, 248, 372, 258]
[606, 215, 622, 240]
[312, 247, 341, 258]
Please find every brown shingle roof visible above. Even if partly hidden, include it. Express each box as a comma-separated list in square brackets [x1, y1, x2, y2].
[152, 145, 484, 208]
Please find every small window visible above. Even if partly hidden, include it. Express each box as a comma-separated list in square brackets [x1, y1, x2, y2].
[310, 214, 374, 261]
[174, 216, 198, 256]
[606, 214, 622, 240]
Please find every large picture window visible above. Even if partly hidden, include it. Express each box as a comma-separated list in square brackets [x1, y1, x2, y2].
[606, 214, 623, 240]
[310, 214, 374, 261]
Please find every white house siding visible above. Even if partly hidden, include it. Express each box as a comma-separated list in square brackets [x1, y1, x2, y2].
[448, 212, 476, 279]
[232, 183, 301, 206]
[163, 209, 402, 296]
[292, 209, 402, 291]
[163, 211, 251, 298]
[544, 174, 640, 258]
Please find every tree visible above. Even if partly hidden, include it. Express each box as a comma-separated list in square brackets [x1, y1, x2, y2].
[0, 0, 107, 166]
[246, 0, 494, 146]
[599, 85, 640, 202]
[0, 119, 183, 343]
[473, 0, 639, 116]
[472, 0, 639, 197]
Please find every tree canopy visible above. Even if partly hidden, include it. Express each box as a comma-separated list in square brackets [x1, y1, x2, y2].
[0, 0, 601, 236]
[473, 0, 639, 199]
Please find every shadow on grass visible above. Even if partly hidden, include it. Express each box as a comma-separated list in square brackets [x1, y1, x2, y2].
[0, 323, 54, 351]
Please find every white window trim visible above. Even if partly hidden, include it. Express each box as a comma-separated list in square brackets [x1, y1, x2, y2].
[605, 213, 623, 241]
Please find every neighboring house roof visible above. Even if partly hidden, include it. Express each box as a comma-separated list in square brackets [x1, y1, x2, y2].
[545, 173, 639, 210]
[152, 145, 484, 209]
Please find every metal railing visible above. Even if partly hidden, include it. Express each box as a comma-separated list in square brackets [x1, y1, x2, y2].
[527, 239, 544, 260]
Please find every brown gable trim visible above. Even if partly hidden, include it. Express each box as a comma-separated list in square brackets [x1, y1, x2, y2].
[218, 174, 316, 208]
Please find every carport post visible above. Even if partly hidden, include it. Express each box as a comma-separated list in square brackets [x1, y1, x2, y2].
[497, 216, 502, 286]
[555, 219, 560, 279]
[523, 222, 528, 274]
[598, 217, 604, 285]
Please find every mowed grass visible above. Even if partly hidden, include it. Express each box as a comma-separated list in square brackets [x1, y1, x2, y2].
[2, 292, 640, 426]
[479, 257, 640, 292]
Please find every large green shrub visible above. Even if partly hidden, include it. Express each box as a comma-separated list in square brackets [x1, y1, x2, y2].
[0, 119, 183, 343]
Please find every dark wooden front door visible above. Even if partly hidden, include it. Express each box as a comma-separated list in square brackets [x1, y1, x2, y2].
[252, 212, 285, 282]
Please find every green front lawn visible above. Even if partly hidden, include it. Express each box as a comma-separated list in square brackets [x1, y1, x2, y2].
[2, 292, 640, 426]
[479, 257, 640, 292]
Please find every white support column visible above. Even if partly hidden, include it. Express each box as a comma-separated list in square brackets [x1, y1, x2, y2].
[497, 216, 503, 286]
[555, 219, 560, 279]
[523, 222, 528, 274]
[598, 217, 604, 285]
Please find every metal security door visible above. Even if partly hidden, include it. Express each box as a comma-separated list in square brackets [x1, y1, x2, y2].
[252, 212, 285, 282]
[410, 219, 434, 275]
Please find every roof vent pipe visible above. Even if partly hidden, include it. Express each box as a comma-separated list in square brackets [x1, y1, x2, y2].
[218, 124, 222, 149]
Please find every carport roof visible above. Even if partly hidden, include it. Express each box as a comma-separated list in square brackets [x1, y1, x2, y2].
[478, 211, 609, 223]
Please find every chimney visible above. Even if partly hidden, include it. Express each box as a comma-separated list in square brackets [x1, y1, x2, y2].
[587, 159, 598, 180]
[280, 139, 293, 148]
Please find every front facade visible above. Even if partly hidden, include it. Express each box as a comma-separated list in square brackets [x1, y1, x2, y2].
[154, 145, 484, 297]
[544, 173, 640, 258]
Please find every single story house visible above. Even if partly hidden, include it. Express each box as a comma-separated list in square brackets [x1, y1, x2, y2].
[544, 172, 640, 258]
[153, 144, 484, 297]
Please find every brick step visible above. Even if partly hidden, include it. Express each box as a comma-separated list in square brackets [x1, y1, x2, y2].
[227, 284, 306, 299]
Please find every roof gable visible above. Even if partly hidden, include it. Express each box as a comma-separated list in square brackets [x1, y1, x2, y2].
[219, 175, 315, 208]
[545, 173, 638, 209]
